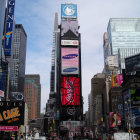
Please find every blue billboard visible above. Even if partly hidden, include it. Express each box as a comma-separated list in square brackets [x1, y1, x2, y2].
[4, 0, 15, 56]
[61, 4, 77, 19]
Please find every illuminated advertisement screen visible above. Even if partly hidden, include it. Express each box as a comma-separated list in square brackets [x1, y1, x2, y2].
[61, 48, 79, 75]
[131, 107, 140, 127]
[125, 53, 140, 74]
[61, 20, 79, 39]
[61, 106, 81, 120]
[0, 101, 25, 126]
[110, 112, 121, 128]
[61, 4, 77, 19]
[4, 0, 15, 56]
[111, 74, 123, 87]
[61, 77, 80, 106]
[130, 89, 140, 106]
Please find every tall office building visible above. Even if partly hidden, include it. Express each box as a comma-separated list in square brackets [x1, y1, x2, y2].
[50, 12, 59, 93]
[46, 13, 60, 117]
[107, 18, 140, 70]
[10, 24, 27, 100]
[24, 78, 38, 121]
[0, 0, 6, 53]
[24, 74, 41, 119]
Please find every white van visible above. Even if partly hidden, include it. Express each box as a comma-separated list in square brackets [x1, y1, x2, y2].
[113, 132, 138, 140]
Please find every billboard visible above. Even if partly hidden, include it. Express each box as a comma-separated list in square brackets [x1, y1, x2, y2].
[4, 0, 15, 56]
[108, 55, 119, 67]
[111, 74, 123, 87]
[60, 77, 80, 106]
[0, 101, 25, 126]
[131, 107, 140, 127]
[61, 20, 79, 39]
[61, 48, 79, 75]
[61, 106, 81, 120]
[61, 40, 79, 46]
[110, 112, 121, 128]
[61, 4, 77, 19]
[125, 53, 140, 74]
[130, 89, 140, 106]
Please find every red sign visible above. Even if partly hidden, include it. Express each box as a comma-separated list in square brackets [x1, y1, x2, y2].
[0, 126, 18, 131]
[61, 77, 81, 106]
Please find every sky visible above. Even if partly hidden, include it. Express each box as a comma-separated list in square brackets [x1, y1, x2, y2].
[14, 0, 140, 113]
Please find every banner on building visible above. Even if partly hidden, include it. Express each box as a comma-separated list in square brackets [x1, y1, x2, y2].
[61, 20, 79, 39]
[4, 0, 15, 56]
[0, 101, 25, 126]
[111, 74, 123, 87]
[61, 48, 79, 75]
[61, 40, 79, 46]
[110, 112, 121, 128]
[60, 77, 80, 106]
[61, 4, 77, 19]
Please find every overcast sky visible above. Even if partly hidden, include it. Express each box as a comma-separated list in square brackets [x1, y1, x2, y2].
[14, 0, 140, 113]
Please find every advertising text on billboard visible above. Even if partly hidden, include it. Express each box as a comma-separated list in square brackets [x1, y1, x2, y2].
[61, 4, 77, 19]
[0, 101, 25, 126]
[61, 48, 79, 75]
[61, 40, 79, 46]
[4, 0, 15, 56]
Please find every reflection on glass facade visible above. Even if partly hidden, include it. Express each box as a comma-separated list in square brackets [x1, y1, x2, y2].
[108, 18, 140, 55]
[107, 18, 140, 70]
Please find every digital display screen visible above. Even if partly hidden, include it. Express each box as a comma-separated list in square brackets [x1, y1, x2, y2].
[61, 77, 80, 106]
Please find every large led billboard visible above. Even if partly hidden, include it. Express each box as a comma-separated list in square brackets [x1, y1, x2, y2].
[61, 20, 79, 39]
[61, 4, 77, 19]
[110, 112, 121, 128]
[61, 106, 81, 120]
[125, 53, 140, 74]
[61, 48, 79, 75]
[131, 107, 140, 127]
[0, 101, 25, 126]
[111, 74, 123, 87]
[60, 77, 80, 106]
[4, 0, 15, 56]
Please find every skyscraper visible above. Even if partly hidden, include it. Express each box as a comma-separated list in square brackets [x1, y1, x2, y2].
[107, 18, 140, 70]
[24, 74, 41, 119]
[10, 24, 27, 100]
[50, 13, 59, 93]
[24, 78, 38, 121]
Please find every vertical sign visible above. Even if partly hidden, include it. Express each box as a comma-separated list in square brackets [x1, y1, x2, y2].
[4, 0, 15, 56]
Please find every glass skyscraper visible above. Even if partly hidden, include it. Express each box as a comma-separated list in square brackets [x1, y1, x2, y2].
[107, 18, 140, 69]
